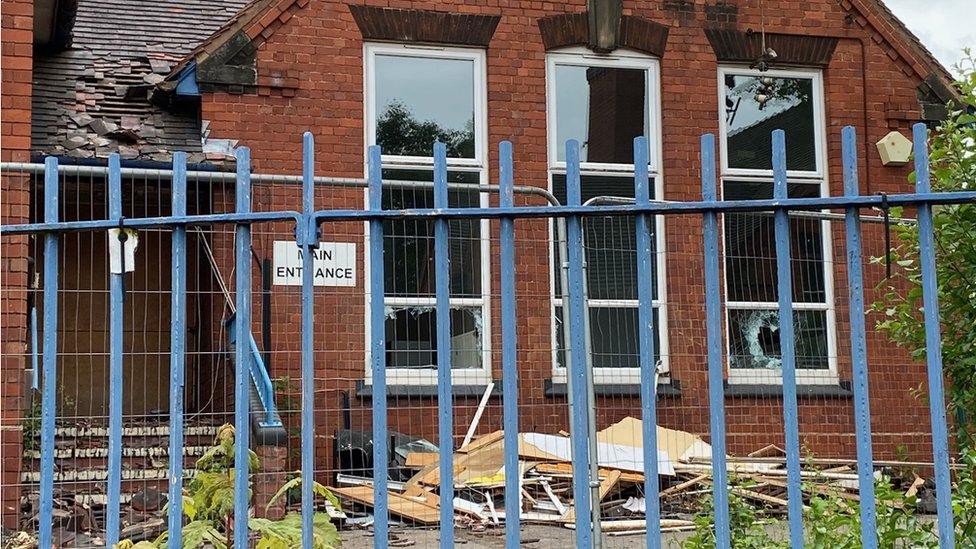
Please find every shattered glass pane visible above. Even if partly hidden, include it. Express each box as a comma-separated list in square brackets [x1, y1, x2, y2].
[728, 309, 829, 370]
[382, 169, 481, 298]
[723, 180, 825, 303]
[384, 306, 482, 369]
[551, 174, 657, 300]
[554, 306, 660, 369]
[724, 74, 817, 172]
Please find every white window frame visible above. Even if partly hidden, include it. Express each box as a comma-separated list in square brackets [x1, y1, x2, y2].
[545, 47, 670, 386]
[362, 42, 492, 386]
[718, 66, 827, 180]
[717, 66, 838, 385]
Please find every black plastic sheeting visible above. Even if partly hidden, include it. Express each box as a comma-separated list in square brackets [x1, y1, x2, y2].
[334, 429, 438, 482]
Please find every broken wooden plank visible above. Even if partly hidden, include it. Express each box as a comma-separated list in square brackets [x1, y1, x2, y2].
[599, 469, 622, 500]
[566, 519, 694, 532]
[755, 476, 860, 502]
[748, 444, 786, 458]
[404, 452, 439, 468]
[457, 430, 504, 454]
[533, 462, 644, 484]
[563, 469, 621, 522]
[540, 480, 567, 516]
[730, 486, 809, 511]
[331, 485, 440, 525]
[460, 382, 495, 450]
[676, 462, 861, 481]
[660, 474, 709, 498]
[905, 475, 925, 498]
[521, 511, 566, 524]
[608, 525, 697, 536]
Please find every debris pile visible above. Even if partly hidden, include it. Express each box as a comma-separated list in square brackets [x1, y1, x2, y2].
[330, 417, 708, 536]
[330, 417, 903, 538]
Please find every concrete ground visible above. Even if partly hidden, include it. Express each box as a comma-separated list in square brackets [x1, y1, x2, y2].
[340, 525, 696, 548]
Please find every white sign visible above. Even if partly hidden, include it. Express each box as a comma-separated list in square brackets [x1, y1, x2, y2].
[272, 241, 357, 287]
[108, 228, 139, 274]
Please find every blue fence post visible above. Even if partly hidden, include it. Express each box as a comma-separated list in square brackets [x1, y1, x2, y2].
[772, 130, 804, 548]
[565, 139, 593, 548]
[432, 141, 456, 548]
[499, 141, 520, 548]
[300, 132, 318, 549]
[367, 145, 389, 549]
[633, 136, 661, 549]
[38, 156, 60, 549]
[106, 153, 124, 546]
[168, 151, 188, 546]
[700, 134, 731, 549]
[233, 147, 252, 548]
[913, 122, 955, 549]
[841, 126, 878, 547]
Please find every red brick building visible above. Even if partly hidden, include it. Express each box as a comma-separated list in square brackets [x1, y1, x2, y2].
[0, 0, 961, 526]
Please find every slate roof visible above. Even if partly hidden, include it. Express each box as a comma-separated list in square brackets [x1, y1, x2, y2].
[31, 0, 248, 162]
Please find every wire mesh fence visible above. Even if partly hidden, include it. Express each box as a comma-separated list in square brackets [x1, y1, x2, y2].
[0, 124, 971, 548]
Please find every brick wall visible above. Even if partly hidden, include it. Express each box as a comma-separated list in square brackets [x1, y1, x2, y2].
[199, 0, 944, 478]
[1, 0, 34, 528]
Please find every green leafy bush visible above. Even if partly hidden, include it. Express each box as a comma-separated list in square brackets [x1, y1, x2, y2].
[683, 457, 976, 549]
[872, 51, 976, 448]
[114, 424, 341, 549]
[682, 480, 788, 549]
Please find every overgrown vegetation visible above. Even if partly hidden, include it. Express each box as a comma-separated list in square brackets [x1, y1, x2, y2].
[683, 456, 976, 548]
[871, 51, 976, 448]
[21, 398, 41, 452]
[115, 424, 341, 549]
[682, 482, 788, 549]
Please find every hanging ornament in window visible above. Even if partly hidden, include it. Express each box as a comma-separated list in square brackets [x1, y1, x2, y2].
[754, 75, 774, 109]
[750, 0, 778, 108]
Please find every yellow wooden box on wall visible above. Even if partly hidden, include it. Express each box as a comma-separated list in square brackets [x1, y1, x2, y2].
[876, 130, 913, 166]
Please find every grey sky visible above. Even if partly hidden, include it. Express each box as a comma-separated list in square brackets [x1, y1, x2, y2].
[882, 0, 975, 73]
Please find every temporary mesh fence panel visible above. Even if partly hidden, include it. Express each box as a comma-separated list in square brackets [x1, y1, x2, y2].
[0, 124, 971, 548]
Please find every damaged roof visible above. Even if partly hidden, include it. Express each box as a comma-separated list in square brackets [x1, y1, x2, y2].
[31, 0, 248, 163]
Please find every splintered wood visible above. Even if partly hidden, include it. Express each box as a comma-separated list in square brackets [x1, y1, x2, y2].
[329, 416, 911, 536]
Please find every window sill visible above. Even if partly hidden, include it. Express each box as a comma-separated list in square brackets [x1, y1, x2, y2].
[723, 380, 852, 398]
[355, 379, 502, 399]
[544, 378, 682, 398]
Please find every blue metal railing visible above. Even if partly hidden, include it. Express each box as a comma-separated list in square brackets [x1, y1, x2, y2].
[225, 313, 284, 430]
[1, 123, 972, 548]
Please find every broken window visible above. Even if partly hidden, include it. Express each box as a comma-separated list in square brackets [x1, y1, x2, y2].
[727, 309, 830, 371]
[719, 67, 835, 383]
[384, 306, 483, 370]
[365, 43, 490, 384]
[381, 169, 484, 371]
[546, 49, 666, 384]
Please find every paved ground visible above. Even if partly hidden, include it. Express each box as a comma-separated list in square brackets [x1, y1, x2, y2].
[340, 525, 696, 548]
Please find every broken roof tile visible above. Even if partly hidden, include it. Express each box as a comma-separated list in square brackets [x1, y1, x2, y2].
[31, 0, 248, 161]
